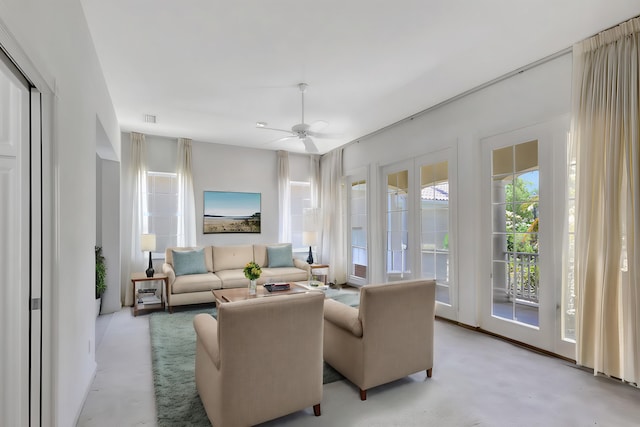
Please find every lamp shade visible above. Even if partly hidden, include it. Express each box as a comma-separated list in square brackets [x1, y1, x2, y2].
[302, 231, 318, 246]
[303, 207, 320, 231]
[140, 234, 156, 252]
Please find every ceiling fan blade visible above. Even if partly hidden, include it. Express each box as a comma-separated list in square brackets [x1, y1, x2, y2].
[307, 130, 341, 139]
[308, 120, 328, 132]
[302, 137, 319, 153]
[267, 135, 298, 145]
[258, 126, 295, 135]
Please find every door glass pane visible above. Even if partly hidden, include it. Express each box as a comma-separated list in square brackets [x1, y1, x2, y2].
[386, 170, 409, 276]
[491, 141, 539, 326]
[420, 161, 450, 305]
[350, 179, 367, 280]
[564, 157, 576, 341]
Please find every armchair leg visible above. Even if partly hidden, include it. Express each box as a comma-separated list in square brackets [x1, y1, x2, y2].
[313, 404, 321, 416]
[359, 389, 367, 401]
[427, 368, 433, 378]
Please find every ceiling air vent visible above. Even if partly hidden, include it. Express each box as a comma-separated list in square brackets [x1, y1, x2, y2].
[144, 114, 157, 124]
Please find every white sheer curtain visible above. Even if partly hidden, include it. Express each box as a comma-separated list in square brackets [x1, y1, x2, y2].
[309, 154, 320, 208]
[571, 16, 640, 385]
[125, 132, 148, 306]
[177, 138, 196, 247]
[277, 150, 291, 243]
[320, 148, 346, 284]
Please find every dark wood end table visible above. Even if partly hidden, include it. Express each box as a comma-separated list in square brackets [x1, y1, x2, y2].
[131, 272, 169, 316]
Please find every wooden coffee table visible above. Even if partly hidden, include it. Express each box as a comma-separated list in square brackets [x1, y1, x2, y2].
[212, 283, 310, 304]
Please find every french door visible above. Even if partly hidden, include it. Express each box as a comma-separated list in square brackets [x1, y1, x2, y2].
[416, 150, 456, 319]
[381, 149, 457, 320]
[481, 120, 573, 358]
[383, 160, 414, 281]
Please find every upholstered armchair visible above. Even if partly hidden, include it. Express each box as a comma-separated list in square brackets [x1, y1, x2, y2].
[323, 279, 436, 400]
[193, 291, 324, 426]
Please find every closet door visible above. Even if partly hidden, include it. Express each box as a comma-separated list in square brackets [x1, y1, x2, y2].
[0, 48, 31, 426]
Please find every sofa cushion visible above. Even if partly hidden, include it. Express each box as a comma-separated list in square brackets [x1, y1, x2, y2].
[261, 267, 309, 283]
[172, 249, 208, 276]
[213, 245, 254, 271]
[172, 272, 222, 294]
[253, 244, 268, 267]
[267, 244, 294, 268]
[215, 269, 249, 288]
[166, 246, 214, 272]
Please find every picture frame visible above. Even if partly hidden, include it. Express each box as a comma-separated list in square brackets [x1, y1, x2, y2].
[203, 191, 261, 234]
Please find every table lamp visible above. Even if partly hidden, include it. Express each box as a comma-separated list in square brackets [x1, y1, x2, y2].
[302, 208, 320, 264]
[302, 231, 318, 264]
[141, 234, 156, 277]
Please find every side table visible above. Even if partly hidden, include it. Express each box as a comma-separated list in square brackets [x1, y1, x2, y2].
[310, 264, 330, 286]
[131, 272, 168, 316]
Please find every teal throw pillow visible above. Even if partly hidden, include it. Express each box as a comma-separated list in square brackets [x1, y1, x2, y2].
[172, 249, 208, 276]
[267, 244, 294, 268]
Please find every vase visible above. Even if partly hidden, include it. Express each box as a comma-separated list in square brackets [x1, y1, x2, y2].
[249, 279, 257, 295]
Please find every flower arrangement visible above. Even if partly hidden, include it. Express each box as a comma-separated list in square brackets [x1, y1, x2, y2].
[243, 261, 262, 280]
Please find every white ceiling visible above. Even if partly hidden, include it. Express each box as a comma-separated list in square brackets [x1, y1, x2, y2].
[81, 0, 639, 155]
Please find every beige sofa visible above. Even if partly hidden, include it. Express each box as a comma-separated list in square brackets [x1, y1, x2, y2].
[162, 244, 310, 312]
[193, 291, 324, 426]
[322, 279, 436, 400]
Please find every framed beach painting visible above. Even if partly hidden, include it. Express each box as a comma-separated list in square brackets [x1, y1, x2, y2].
[203, 191, 261, 234]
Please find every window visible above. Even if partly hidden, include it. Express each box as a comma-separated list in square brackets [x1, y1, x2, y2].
[290, 181, 311, 257]
[349, 178, 368, 283]
[146, 171, 178, 257]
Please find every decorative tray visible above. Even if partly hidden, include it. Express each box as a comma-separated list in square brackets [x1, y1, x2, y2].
[264, 283, 290, 292]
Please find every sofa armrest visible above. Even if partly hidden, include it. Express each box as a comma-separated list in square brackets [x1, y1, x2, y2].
[193, 313, 220, 369]
[293, 258, 311, 273]
[162, 263, 176, 290]
[323, 299, 363, 337]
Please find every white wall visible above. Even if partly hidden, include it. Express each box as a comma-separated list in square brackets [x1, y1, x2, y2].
[100, 158, 121, 313]
[0, 1, 121, 425]
[191, 141, 281, 246]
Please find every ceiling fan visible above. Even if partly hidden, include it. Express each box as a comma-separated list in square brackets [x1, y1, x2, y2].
[257, 83, 334, 154]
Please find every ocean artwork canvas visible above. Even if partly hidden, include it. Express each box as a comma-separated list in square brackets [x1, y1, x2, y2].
[203, 191, 261, 234]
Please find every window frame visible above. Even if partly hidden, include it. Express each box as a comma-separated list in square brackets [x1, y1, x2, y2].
[347, 173, 369, 286]
[145, 171, 179, 258]
[290, 180, 312, 259]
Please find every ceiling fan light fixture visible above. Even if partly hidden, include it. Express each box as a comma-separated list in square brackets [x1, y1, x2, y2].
[257, 82, 335, 153]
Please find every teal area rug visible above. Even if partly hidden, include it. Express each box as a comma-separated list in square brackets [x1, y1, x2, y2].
[149, 290, 359, 427]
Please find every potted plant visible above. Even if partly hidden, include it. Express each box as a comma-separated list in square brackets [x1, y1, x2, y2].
[95, 246, 107, 316]
[243, 261, 261, 295]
